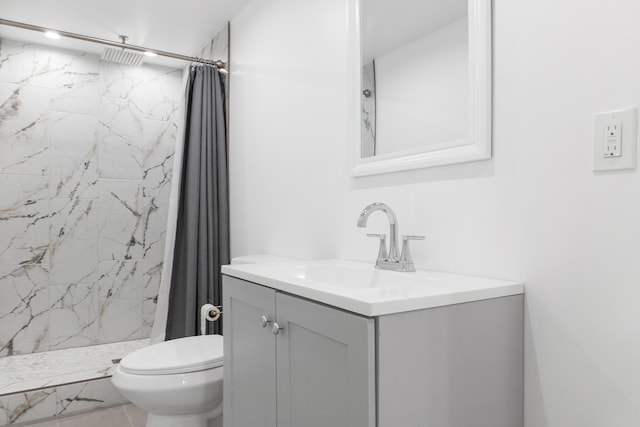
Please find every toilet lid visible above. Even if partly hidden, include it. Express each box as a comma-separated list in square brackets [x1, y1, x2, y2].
[119, 335, 223, 375]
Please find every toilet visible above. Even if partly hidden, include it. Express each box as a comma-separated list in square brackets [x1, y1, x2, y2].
[111, 255, 295, 427]
[111, 334, 223, 427]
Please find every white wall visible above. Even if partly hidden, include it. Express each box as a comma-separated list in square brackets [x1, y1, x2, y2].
[229, 0, 640, 425]
[229, 0, 352, 260]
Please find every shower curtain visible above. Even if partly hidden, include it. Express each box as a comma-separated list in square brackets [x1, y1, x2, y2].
[162, 64, 229, 339]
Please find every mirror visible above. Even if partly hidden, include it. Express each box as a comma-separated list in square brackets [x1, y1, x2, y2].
[352, 0, 492, 176]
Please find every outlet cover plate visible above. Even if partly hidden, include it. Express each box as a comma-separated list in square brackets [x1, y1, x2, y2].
[593, 107, 637, 172]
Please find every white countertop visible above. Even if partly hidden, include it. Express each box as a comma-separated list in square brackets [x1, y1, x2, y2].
[221, 259, 523, 317]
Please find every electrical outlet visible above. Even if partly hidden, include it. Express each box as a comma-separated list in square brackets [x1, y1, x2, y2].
[593, 108, 637, 172]
[603, 122, 622, 157]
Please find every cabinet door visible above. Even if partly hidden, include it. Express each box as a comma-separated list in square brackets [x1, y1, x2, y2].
[223, 277, 277, 427]
[275, 293, 376, 427]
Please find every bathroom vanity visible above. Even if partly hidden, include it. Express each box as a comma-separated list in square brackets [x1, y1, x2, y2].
[221, 260, 523, 427]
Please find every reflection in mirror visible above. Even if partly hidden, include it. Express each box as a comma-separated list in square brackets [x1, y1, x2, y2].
[353, 0, 492, 176]
[361, 61, 377, 157]
[361, 0, 468, 158]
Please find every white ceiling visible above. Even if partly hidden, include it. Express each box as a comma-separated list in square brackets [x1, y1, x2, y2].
[0, 0, 250, 68]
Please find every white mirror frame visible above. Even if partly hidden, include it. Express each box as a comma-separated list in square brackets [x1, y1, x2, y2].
[350, 0, 492, 177]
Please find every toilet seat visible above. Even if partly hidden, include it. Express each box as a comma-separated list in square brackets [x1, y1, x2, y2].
[119, 335, 223, 375]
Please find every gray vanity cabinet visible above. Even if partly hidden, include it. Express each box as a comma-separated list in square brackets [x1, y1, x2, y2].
[376, 294, 524, 426]
[223, 275, 523, 427]
[223, 276, 277, 427]
[223, 276, 376, 427]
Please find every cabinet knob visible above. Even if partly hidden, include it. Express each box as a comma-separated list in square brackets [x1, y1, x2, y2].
[260, 315, 271, 328]
[272, 322, 284, 335]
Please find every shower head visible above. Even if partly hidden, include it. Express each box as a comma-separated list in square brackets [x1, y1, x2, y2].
[100, 48, 144, 66]
[100, 35, 144, 66]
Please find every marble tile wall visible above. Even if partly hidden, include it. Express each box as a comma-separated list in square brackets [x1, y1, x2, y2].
[199, 23, 229, 124]
[0, 378, 127, 425]
[0, 38, 183, 357]
[198, 23, 229, 63]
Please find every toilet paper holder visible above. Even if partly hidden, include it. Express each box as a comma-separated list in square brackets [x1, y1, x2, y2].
[200, 304, 223, 335]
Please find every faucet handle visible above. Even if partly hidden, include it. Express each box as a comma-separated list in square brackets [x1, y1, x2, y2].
[366, 233, 388, 262]
[399, 235, 425, 272]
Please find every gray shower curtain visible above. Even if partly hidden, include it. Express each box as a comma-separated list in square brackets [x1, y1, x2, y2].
[165, 65, 229, 339]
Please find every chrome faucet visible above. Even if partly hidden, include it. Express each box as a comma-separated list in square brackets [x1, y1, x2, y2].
[357, 202, 424, 272]
[357, 203, 400, 260]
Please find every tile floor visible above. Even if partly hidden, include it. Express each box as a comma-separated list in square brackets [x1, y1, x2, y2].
[18, 404, 146, 427]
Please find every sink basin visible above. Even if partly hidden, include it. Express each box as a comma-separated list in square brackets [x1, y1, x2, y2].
[221, 259, 523, 316]
[271, 261, 440, 289]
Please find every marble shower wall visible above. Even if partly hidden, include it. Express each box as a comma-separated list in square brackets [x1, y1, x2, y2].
[0, 38, 183, 356]
[0, 378, 127, 425]
[198, 22, 229, 64]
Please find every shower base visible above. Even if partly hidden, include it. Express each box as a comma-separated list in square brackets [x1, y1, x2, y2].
[0, 339, 148, 425]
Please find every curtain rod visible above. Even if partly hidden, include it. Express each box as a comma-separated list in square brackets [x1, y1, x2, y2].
[0, 18, 226, 69]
